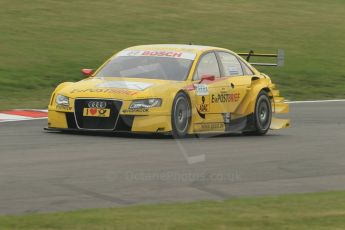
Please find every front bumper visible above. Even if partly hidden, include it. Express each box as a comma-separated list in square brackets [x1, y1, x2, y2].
[47, 110, 172, 133]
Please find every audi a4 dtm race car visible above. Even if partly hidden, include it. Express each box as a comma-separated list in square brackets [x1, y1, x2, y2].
[46, 44, 290, 137]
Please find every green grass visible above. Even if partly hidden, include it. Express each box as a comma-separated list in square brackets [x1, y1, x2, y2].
[1, 0, 345, 109]
[1, 191, 345, 229]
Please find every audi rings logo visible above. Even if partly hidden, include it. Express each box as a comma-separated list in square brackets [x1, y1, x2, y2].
[88, 101, 107, 109]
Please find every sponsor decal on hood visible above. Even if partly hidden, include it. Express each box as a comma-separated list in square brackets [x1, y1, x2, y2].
[96, 81, 153, 91]
[70, 88, 138, 95]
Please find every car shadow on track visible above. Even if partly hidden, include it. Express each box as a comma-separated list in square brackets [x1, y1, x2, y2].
[44, 129, 286, 140]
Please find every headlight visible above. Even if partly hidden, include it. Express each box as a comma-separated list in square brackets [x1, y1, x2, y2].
[129, 98, 162, 109]
[55, 94, 69, 106]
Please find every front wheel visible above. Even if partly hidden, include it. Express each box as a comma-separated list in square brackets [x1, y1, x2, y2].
[171, 92, 191, 138]
[244, 91, 272, 135]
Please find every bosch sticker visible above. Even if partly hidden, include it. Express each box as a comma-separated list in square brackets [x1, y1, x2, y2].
[117, 50, 196, 60]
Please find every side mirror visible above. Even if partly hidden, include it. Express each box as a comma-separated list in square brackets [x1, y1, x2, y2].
[81, 69, 94, 76]
[200, 74, 215, 83]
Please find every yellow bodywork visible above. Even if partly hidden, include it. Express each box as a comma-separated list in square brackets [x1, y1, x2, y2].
[47, 44, 290, 134]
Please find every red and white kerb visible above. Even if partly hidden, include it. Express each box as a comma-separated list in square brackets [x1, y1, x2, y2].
[0, 110, 48, 122]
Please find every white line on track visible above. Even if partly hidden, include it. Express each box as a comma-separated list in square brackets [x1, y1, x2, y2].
[0, 117, 48, 123]
[0, 113, 29, 120]
[286, 99, 345, 104]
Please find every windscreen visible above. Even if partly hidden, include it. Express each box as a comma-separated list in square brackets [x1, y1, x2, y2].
[95, 50, 195, 81]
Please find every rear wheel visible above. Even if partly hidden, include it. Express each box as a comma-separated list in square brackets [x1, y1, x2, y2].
[244, 91, 272, 135]
[171, 92, 191, 138]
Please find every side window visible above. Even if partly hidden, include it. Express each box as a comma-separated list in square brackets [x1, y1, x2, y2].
[194, 52, 220, 80]
[239, 60, 254, 75]
[218, 52, 243, 76]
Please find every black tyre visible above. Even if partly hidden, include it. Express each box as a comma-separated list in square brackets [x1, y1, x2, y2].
[171, 92, 191, 138]
[244, 91, 272, 135]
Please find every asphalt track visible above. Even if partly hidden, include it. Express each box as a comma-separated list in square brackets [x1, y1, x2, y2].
[1, 102, 345, 215]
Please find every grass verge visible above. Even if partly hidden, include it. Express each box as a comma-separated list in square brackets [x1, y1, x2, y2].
[0, 191, 345, 230]
[1, 0, 345, 109]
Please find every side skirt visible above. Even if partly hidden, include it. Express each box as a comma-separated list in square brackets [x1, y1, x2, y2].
[226, 113, 255, 132]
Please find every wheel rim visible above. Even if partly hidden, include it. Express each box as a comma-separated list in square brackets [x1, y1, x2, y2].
[257, 98, 270, 129]
[174, 97, 189, 133]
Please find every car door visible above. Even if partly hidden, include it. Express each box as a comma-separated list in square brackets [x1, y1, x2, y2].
[193, 52, 229, 115]
[215, 51, 253, 113]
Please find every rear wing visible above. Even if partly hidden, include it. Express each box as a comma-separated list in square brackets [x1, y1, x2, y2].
[237, 49, 284, 67]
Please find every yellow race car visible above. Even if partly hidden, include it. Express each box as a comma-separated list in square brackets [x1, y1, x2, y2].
[47, 44, 290, 137]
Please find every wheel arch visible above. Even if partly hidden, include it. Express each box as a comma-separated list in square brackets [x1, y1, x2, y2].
[261, 87, 273, 99]
[234, 81, 271, 115]
[170, 90, 193, 137]
[243, 89, 272, 135]
[170, 89, 193, 112]
[178, 89, 192, 106]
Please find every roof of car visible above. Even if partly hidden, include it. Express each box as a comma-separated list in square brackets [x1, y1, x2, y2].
[125, 44, 228, 53]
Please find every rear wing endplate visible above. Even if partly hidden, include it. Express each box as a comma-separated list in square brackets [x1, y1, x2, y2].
[237, 49, 284, 67]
